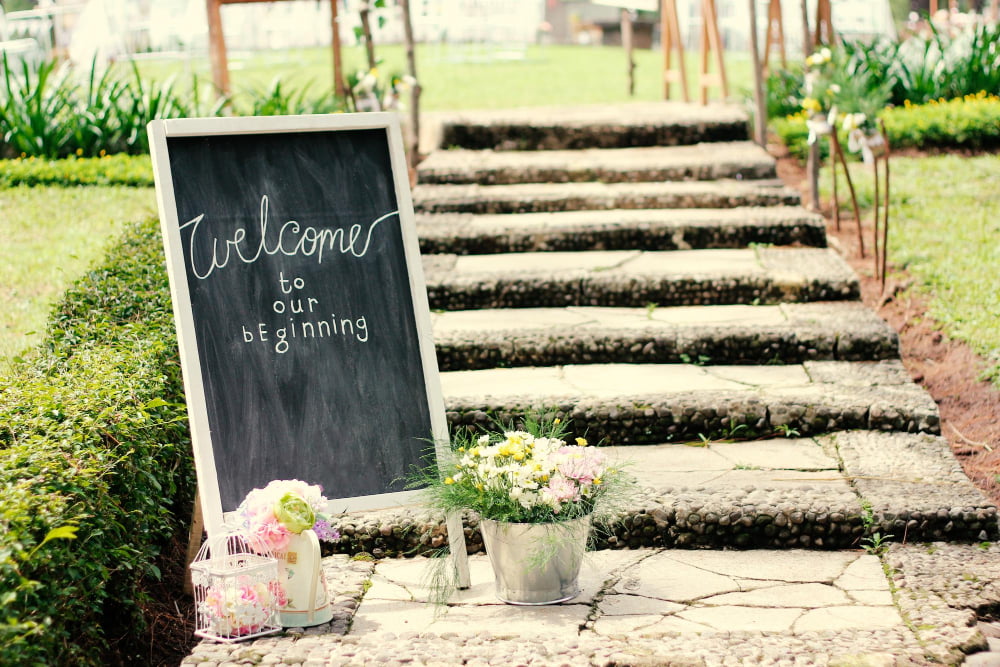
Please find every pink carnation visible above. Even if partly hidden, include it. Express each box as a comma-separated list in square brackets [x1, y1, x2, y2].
[543, 475, 580, 510]
[556, 447, 606, 485]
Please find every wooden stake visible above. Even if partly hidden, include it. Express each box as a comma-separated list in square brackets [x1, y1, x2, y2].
[800, 1, 819, 211]
[661, 0, 690, 101]
[879, 119, 891, 292]
[359, 2, 377, 71]
[622, 9, 636, 97]
[400, 0, 421, 170]
[830, 132, 865, 257]
[830, 135, 841, 231]
[699, 0, 729, 104]
[762, 0, 787, 71]
[330, 0, 346, 100]
[747, 0, 767, 146]
[872, 149, 880, 278]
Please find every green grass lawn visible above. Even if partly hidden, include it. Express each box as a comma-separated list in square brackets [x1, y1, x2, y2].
[824, 154, 1000, 385]
[0, 186, 157, 361]
[131, 44, 753, 110]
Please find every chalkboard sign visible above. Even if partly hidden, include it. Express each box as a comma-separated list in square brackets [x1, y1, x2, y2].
[148, 115, 448, 538]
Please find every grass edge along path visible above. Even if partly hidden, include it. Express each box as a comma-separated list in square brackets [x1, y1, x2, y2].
[821, 153, 1000, 386]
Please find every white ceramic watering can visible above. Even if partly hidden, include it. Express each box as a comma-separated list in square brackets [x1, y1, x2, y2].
[276, 529, 333, 627]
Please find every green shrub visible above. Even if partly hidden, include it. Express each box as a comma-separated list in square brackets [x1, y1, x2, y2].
[0, 154, 153, 188]
[773, 93, 1000, 160]
[0, 218, 195, 665]
[884, 92, 1000, 151]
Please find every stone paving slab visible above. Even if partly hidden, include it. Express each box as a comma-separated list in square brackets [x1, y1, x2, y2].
[430, 302, 898, 370]
[183, 549, 942, 666]
[415, 206, 828, 255]
[412, 179, 801, 214]
[415, 142, 776, 185]
[827, 431, 999, 541]
[422, 101, 750, 151]
[440, 360, 939, 444]
[424, 247, 859, 310]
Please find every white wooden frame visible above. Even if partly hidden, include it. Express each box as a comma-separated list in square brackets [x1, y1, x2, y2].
[148, 114, 469, 586]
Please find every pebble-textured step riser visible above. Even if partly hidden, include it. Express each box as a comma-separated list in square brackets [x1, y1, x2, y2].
[414, 186, 800, 215]
[324, 503, 998, 559]
[427, 276, 859, 310]
[436, 328, 899, 371]
[416, 147, 776, 185]
[322, 432, 997, 558]
[417, 213, 827, 255]
[438, 119, 748, 152]
[443, 392, 939, 446]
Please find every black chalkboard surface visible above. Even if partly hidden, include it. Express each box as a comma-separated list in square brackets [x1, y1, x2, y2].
[149, 115, 447, 537]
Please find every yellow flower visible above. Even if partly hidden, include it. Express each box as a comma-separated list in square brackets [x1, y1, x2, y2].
[444, 477, 455, 485]
[554, 418, 561, 425]
[802, 97, 822, 114]
[575, 437, 588, 447]
[513, 452, 524, 461]
[75, 148, 83, 157]
[593, 478, 602, 485]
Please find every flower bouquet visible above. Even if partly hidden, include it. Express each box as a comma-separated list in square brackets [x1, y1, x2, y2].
[419, 418, 634, 604]
[235, 480, 340, 627]
[235, 479, 340, 553]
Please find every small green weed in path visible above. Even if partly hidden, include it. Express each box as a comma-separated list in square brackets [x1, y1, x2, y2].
[822, 154, 1000, 387]
[0, 185, 156, 360]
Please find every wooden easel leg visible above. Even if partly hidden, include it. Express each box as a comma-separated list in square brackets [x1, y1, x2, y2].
[446, 510, 471, 589]
[184, 491, 205, 596]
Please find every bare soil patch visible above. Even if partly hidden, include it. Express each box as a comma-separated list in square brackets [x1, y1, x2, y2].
[774, 144, 1000, 507]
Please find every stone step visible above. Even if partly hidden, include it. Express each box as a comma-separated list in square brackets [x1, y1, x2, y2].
[325, 432, 997, 558]
[440, 360, 940, 444]
[416, 142, 776, 185]
[413, 180, 801, 215]
[423, 102, 749, 151]
[431, 302, 899, 371]
[423, 247, 858, 310]
[416, 206, 827, 255]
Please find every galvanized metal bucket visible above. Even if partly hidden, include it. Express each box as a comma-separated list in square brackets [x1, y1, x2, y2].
[480, 515, 590, 605]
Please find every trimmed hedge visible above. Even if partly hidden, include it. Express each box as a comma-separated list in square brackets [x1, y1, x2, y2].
[773, 93, 1000, 161]
[0, 217, 195, 665]
[0, 154, 154, 188]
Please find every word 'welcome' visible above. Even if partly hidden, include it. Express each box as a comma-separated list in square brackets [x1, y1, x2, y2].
[180, 194, 397, 280]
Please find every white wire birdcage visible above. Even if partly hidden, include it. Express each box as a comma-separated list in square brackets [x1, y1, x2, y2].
[190, 532, 283, 643]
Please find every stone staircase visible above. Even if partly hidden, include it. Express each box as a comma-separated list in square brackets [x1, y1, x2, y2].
[331, 103, 997, 554]
[184, 103, 1000, 667]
